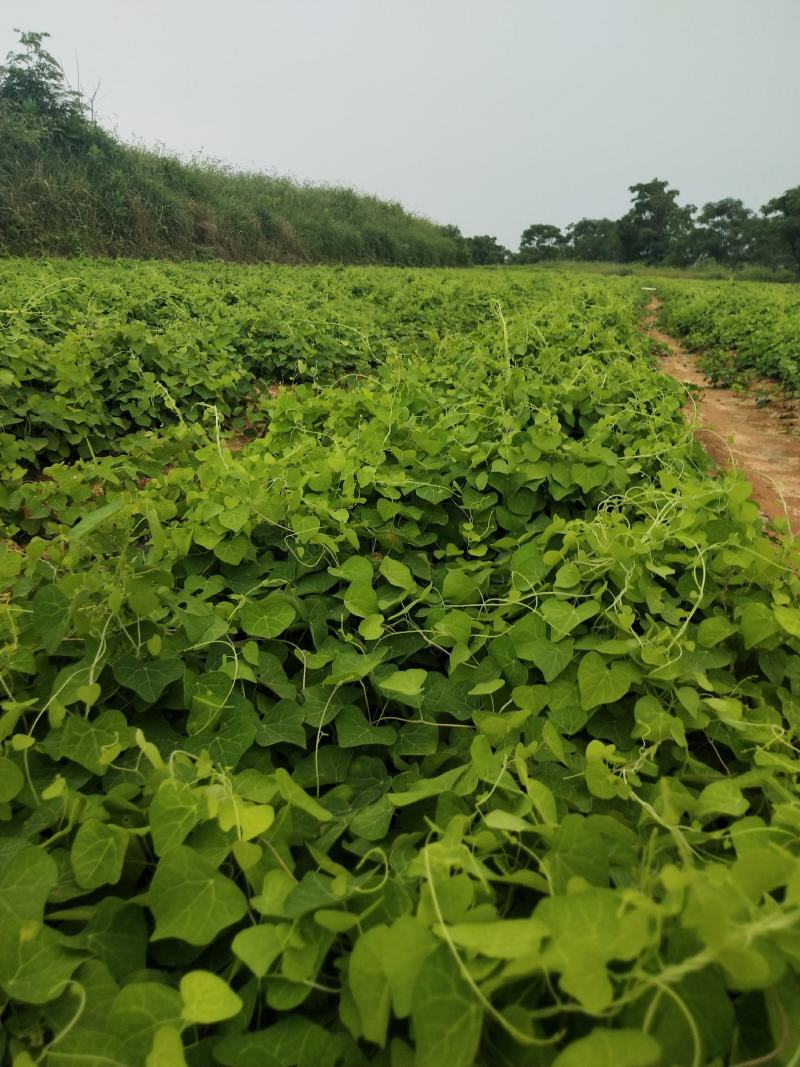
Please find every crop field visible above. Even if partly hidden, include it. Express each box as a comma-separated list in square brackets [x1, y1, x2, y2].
[2, 260, 800, 1067]
[658, 279, 800, 393]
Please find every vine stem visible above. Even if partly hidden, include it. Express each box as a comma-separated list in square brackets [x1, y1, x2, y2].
[423, 843, 563, 1048]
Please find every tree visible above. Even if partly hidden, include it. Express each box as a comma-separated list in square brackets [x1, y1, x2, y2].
[519, 223, 563, 262]
[618, 179, 695, 264]
[694, 198, 757, 267]
[562, 218, 621, 262]
[0, 30, 84, 133]
[466, 234, 510, 265]
[762, 186, 800, 275]
[438, 223, 471, 265]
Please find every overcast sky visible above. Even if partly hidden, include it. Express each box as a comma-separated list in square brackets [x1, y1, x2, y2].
[2, 1, 798, 249]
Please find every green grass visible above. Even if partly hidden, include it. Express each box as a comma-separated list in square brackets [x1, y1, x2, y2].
[527, 259, 798, 283]
[0, 109, 468, 266]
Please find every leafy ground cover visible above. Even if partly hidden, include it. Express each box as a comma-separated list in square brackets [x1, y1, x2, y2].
[0, 259, 538, 474]
[658, 279, 800, 393]
[2, 264, 800, 1067]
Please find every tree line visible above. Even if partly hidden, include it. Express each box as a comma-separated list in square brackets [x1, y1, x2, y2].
[465, 179, 800, 275]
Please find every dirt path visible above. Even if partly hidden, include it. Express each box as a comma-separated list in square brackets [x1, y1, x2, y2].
[644, 296, 800, 536]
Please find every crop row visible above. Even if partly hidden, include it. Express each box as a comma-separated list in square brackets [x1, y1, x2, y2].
[0, 259, 545, 481]
[658, 279, 800, 392]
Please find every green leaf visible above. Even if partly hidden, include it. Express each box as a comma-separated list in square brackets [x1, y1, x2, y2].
[81, 898, 148, 981]
[442, 570, 479, 605]
[468, 678, 504, 695]
[71, 820, 129, 890]
[324, 647, 387, 686]
[377, 669, 427, 698]
[381, 917, 437, 1017]
[510, 542, 546, 589]
[257, 699, 307, 748]
[379, 556, 415, 590]
[445, 918, 546, 959]
[30, 585, 70, 653]
[411, 945, 482, 1067]
[232, 923, 289, 978]
[219, 503, 250, 532]
[148, 846, 247, 945]
[541, 598, 599, 639]
[388, 764, 467, 806]
[344, 579, 379, 618]
[577, 652, 631, 710]
[433, 610, 472, 647]
[70, 498, 125, 541]
[49, 660, 101, 707]
[274, 767, 333, 822]
[0, 846, 82, 1004]
[554, 562, 581, 588]
[348, 926, 392, 1046]
[58, 709, 134, 776]
[694, 779, 749, 821]
[775, 604, 800, 638]
[535, 888, 651, 1012]
[350, 795, 394, 840]
[215, 535, 250, 565]
[112, 655, 184, 702]
[0, 756, 24, 802]
[522, 636, 574, 682]
[0, 925, 83, 1005]
[240, 592, 296, 638]
[330, 556, 373, 582]
[738, 603, 778, 649]
[358, 613, 385, 640]
[148, 778, 204, 855]
[696, 615, 737, 647]
[552, 1029, 660, 1067]
[336, 706, 397, 747]
[215, 1018, 351, 1067]
[0, 847, 58, 953]
[109, 982, 183, 1062]
[484, 809, 533, 832]
[180, 970, 242, 1023]
[146, 1027, 188, 1067]
[396, 721, 438, 757]
[187, 670, 232, 734]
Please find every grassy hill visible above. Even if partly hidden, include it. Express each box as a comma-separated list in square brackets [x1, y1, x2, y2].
[0, 32, 468, 266]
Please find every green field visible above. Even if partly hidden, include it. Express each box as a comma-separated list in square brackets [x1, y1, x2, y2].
[659, 279, 800, 392]
[2, 262, 800, 1067]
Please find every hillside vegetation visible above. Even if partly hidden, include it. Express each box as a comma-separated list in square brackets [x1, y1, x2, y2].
[0, 32, 468, 266]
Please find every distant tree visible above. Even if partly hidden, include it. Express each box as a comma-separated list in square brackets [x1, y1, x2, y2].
[562, 218, 621, 262]
[519, 223, 563, 262]
[618, 179, 695, 264]
[0, 30, 84, 133]
[438, 223, 471, 265]
[440, 224, 463, 239]
[694, 198, 757, 267]
[762, 186, 800, 275]
[515, 177, 800, 275]
[466, 234, 510, 265]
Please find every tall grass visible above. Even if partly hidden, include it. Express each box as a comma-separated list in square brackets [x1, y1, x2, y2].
[0, 102, 468, 266]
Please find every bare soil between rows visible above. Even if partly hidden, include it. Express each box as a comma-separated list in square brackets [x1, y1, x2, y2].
[644, 297, 800, 537]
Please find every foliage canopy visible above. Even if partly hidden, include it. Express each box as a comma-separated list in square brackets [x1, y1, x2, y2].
[1, 261, 799, 1064]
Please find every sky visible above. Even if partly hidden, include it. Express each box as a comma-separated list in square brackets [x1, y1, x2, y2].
[2, 0, 799, 249]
